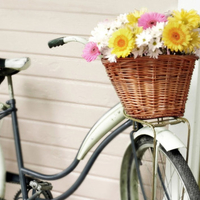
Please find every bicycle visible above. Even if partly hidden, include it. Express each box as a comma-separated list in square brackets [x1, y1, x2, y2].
[0, 36, 200, 200]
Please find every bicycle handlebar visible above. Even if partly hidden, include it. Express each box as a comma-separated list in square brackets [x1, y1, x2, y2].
[48, 37, 65, 48]
[48, 36, 88, 48]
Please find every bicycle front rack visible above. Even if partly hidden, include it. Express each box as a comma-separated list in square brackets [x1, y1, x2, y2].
[123, 110, 191, 200]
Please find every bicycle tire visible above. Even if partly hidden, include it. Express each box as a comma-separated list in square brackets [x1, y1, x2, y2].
[120, 135, 200, 200]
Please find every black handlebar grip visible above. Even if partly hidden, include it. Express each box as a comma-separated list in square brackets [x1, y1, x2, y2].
[48, 37, 65, 48]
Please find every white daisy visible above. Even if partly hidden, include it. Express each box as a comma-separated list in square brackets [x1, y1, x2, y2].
[148, 37, 163, 51]
[132, 46, 144, 58]
[136, 29, 152, 47]
[89, 21, 113, 50]
[109, 16, 127, 32]
[106, 54, 117, 63]
[110, 20, 122, 32]
[148, 49, 162, 59]
[164, 10, 173, 18]
[116, 13, 128, 25]
[150, 22, 166, 37]
[102, 47, 117, 63]
[89, 34, 108, 50]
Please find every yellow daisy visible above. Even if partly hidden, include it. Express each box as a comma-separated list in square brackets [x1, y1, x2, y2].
[133, 26, 143, 35]
[168, 9, 200, 29]
[127, 9, 146, 26]
[162, 22, 191, 52]
[108, 28, 135, 58]
[127, 13, 138, 26]
[185, 31, 200, 52]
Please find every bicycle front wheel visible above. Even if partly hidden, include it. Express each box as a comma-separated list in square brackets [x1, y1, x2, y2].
[120, 135, 200, 200]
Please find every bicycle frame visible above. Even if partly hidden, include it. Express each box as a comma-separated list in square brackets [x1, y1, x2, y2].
[0, 74, 186, 200]
[1, 75, 133, 200]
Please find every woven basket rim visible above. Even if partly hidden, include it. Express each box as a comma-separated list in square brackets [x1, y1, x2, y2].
[101, 54, 199, 63]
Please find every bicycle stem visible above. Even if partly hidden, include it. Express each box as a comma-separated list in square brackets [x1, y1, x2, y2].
[7, 75, 15, 100]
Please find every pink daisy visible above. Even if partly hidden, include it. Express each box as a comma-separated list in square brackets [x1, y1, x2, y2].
[138, 12, 167, 30]
[82, 42, 101, 62]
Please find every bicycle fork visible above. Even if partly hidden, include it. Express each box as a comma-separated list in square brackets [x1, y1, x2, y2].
[130, 124, 162, 200]
[130, 124, 147, 200]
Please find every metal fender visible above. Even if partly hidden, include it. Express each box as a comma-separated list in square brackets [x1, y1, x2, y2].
[134, 126, 185, 151]
[77, 102, 125, 160]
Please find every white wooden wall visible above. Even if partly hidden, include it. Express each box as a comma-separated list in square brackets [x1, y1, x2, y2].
[178, 0, 200, 188]
[0, 1, 178, 199]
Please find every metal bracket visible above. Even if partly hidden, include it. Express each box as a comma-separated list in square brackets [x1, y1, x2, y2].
[29, 180, 53, 192]
[28, 180, 53, 200]
[0, 102, 10, 111]
[123, 110, 191, 200]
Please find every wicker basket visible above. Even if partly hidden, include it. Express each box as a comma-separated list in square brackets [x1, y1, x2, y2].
[102, 55, 198, 119]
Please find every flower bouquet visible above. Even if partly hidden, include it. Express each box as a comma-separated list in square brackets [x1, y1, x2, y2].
[82, 9, 200, 119]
